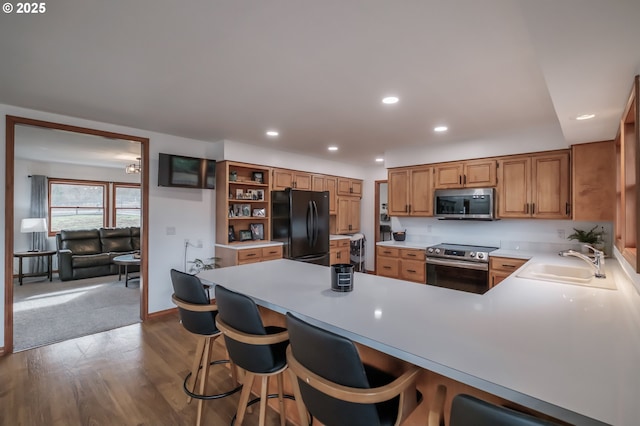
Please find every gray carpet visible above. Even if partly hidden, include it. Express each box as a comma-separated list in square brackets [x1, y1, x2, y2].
[13, 275, 141, 352]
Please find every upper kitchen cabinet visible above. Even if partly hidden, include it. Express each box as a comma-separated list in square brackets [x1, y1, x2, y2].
[572, 141, 615, 221]
[615, 75, 639, 271]
[388, 166, 433, 216]
[497, 151, 570, 219]
[433, 159, 496, 189]
[272, 168, 312, 190]
[336, 197, 361, 233]
[216, 161, 272, 245]
[337, 177, 363, 197]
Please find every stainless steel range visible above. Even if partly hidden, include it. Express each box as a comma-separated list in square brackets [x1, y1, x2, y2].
[426, 243, 499, 294]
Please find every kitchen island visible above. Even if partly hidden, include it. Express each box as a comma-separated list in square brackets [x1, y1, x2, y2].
[198, 256, 640, 426]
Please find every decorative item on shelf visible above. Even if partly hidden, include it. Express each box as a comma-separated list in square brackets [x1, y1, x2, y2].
[228, 225, 236, 242]
[230, 170, 237, 181]
[125, 157, 141, 174]
[250, 223, 264, 240]
[229, 191, 234, 200]
[567, 225, 605, 254]
[256, 189, 264, 200]
[188, 257, 220, 274]
[229, 206, 235, 217]
[242, 204, 251, 217]
[236, 189, 244, 199]
[239, 230, 253, 241]
[252, 171, 263, 183]
[392, 230, 406, 241]
[252, 208, 266, 217]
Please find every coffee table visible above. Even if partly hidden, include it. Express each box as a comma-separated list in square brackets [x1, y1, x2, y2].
[113, 254, 141, 287]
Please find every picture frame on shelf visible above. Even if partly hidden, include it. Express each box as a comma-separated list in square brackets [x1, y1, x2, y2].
[250, 223, 264, 240]
[228, 225, 235, 242]
[239, 229, 253, 241]
[255, 189, 265, 200]
[236, 189, 244, 199]
[252, 207, 266, 217]
[241, 204, 251, 217]
[252, 171, 263, 183]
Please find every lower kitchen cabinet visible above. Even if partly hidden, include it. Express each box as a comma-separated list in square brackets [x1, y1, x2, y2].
[330, 238, 350, 265]
[489, 256, 527, 288]
[376, 246, 426, 284]
[216, 244, 283, 267]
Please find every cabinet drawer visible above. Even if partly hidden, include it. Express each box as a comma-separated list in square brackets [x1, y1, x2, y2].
[400, 248, 425, 261]
[377, 256, 399, 278]
[238, 248, 262, 263]
[490, 256, 527, 272]
[400, 259, 426, 283]
[377, 247, 399, 257]
[261, 246, 283, 261]
[330, 239, 350, 249]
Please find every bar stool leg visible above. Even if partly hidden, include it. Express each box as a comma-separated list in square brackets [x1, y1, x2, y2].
[289, 369, 309, 426]
[186, 337, 207, 403]
[235, 371, 256, 425]
[258, 376, 269, 426]
[277, 372, 286, 426]
[195, 338, 212, 426]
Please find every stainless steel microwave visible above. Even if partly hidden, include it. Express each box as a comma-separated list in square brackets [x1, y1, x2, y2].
[433, 188, 496, 220]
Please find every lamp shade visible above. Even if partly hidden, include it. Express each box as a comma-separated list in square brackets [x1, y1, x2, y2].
[20, 218, 48, 233]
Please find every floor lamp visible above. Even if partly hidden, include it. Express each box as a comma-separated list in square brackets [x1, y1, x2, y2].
[20, 218, 48, 252]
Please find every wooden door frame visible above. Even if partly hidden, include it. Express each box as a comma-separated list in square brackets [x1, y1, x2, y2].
[374, 180, 387, 274]
[3, 115, 150, 355]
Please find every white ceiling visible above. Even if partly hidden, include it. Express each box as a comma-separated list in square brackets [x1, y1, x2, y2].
[1, 0, 639, 167]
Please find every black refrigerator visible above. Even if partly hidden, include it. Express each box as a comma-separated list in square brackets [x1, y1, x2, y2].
[271, 188, 330, 266]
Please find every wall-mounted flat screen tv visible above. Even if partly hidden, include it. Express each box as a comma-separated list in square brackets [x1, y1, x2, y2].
[158, 153, 216, 189]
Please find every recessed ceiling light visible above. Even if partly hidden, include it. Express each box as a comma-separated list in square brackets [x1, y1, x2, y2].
[266, 130, 279, 137]
[382, 96, 399, 104]
[576, 114, 595, 121]
[434, 126, 448, 132]
[328, 146, 338, 151]
[375, 157, 384, 162]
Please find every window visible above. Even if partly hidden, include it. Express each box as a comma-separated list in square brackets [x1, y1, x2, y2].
[114, 184, 141, 228]
[49, 180, 107, 234]
[48, 179, 141, 235]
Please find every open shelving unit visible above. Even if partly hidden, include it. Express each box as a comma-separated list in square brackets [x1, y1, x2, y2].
[216, 161, 271, 245]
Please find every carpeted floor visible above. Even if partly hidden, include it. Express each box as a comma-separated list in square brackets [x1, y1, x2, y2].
[13, 275, 141, 352]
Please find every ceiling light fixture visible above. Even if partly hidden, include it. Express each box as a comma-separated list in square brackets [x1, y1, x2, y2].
[576, 114, 595, 121]
[434, 126, 448, 132]
[266, 130, 279, 137]
[125, 157, 141, 174]
[328, 146, 338, 151]
[382, 96, 399, 104]
[375, 157, 384, 162]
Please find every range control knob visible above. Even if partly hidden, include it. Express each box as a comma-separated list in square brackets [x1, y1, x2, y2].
[469, 252, 476, 257]
[434, 248, 441, 254]
[427, 248, 434, 253]
[477, 253, 485, 259]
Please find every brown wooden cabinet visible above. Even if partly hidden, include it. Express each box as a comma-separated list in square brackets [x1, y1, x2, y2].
[497, 151, 570, 219]
[376, 246, 426, 284]
[572, 141, 615, 221]
[433, 159, 496, 189]
[387, 166, 433, 216]
[336, 197, 361, 234]
[337, 177, 363, 197]
[489, 256, 527, 288]
[325, 176, 338, 214]
[330, 238, 350, 265]
[216, 161, 271, 245]
[216, 244, 283, 267]
[272, 168, 312, 190]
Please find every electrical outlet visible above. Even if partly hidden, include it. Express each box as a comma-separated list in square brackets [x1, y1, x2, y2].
[557, 229, 565, 239]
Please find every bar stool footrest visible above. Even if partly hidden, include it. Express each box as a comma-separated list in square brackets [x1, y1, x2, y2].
[230, 394, 312, 426]
[183, 359, 243, 400]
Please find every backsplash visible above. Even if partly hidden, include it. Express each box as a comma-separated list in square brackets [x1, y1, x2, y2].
[389, 217, 613, 253]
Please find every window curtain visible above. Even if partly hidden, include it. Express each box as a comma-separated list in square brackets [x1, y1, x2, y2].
[29, 175, 48, 273]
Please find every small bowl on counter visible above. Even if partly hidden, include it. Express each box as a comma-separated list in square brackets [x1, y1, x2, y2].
[392, 231, 406, 241]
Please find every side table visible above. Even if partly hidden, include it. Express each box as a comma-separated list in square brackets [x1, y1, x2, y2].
[113, 254, 141, 287]
[13, 250, 56, 285]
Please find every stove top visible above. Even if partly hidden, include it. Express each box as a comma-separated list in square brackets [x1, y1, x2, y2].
[426, 243, 499, 263]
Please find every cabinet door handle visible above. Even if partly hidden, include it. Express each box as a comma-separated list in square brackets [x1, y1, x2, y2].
[408, 204, 412, 213]
[531, 203, 535, 214]
[246, 253, 256, 257]
[383, 266, 391, 269]
[459, 175, 462, 184]
[337, 252, 341, 259]
[525, 203, 529, 214]
[407, 253, 416, 257]
[383, 251, 391, 254]
[502, 264, 516, 268]
[407, 269, 417, 273]
[405, 204, 408, 212]
[463, 174, 467, 185]
[350, 187, 353, 193]
[566, 202, 570, 215]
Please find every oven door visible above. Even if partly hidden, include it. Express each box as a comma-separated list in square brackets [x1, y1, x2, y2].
[426, 258, 489, 294]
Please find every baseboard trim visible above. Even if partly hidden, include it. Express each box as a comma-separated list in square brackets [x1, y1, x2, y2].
[0, 346, 5, 356]
[148, 307, 177, 319]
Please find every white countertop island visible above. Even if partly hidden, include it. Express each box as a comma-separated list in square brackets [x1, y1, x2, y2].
[199, 256, 640, 426]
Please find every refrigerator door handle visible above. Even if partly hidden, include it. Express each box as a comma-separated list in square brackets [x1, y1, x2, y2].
[311, 200, 319, 247]
[306, 200, 313, 245]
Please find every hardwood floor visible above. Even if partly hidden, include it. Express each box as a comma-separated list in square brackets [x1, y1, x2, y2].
[0, 313, 291, 425]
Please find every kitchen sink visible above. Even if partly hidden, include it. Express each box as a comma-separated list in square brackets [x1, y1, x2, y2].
[516, 262, 616, 289]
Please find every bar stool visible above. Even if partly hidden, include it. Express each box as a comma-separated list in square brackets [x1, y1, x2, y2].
[285, 312, 421, 426]
[170, 269, 242, 426]
[428, 385, 558, 426]
[214, 285, 290, 426]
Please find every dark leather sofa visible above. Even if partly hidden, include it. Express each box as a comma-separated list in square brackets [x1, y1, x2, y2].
[56, 227, 140, 281]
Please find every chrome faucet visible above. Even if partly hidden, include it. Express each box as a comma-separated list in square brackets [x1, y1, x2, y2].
[559, 245, 606, 278]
